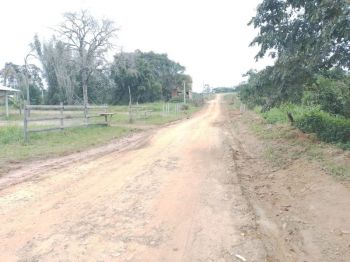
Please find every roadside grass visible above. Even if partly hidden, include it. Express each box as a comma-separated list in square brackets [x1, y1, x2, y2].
[224, 93, 241, 110]
[0, 101, 202, 174]
[0, 125, 134, 174]
[256, 104, 350, 150]
[0, 114, 23, 121]
[242, 113, 350, 178]
[1, 102, 200, 126]
[109, 102, 199, 125]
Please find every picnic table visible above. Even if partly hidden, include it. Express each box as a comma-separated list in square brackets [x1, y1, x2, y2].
[99, 112, 115, 126]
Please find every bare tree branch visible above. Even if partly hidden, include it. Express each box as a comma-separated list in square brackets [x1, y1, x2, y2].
[54, 10, 118, 106]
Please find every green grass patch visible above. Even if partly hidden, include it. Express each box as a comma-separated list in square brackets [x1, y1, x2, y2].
[0, 125, 133, 174]
[294, 109, 350, 149]
[0, 101, 203, 174]
[261, 103, 311, 124]
[110, 102, 200, 125]
[259, 104, 350, 150]
[243, 113, 350, 178]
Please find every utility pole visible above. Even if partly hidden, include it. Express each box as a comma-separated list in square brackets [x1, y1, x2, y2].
[183, 81, 186, 104]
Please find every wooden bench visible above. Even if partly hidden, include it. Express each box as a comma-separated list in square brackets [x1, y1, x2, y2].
[99, 112, 115, 126]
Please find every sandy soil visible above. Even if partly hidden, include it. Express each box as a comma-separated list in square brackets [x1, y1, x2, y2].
[226, 108, 350, 262]
[0, 96, 265, 261]
[0, 95, 349, 261]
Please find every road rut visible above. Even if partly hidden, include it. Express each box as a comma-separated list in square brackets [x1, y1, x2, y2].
[0, 96, 265, 261]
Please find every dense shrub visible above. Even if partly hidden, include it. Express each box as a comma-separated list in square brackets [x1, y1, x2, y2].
[302, 75, 350, 118]
[181, 104, 189, 110]
[169, 96, 184, 103]
[260, 105, 350, 149]
[262, 103, 312, 124]
[294, 108, 350, 147]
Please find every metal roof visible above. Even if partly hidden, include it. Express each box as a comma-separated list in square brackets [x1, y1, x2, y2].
[0, 85, 20, 92]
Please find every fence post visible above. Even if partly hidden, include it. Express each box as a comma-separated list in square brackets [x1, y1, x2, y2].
[60, 102, 64, 130]
[24, 105, 28, 143]
[84, 104, 89, 127]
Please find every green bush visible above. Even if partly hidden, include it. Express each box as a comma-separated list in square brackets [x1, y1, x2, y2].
[181, 104, 189, 110]
[261, 104, 350, 149]
[302, 75, 350, 118]
[262, 103, 311, 124]
[169, 96, 184, 103]
[262, 107, 289, 124]
[294, 108, 350, 148]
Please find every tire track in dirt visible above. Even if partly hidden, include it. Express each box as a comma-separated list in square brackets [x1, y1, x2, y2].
[0, 95, 267, 261]
[226, 106, 350, 262]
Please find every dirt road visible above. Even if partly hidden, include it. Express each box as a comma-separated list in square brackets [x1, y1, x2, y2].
[0, 96, 265, 261]
[1, 95, 350, 261]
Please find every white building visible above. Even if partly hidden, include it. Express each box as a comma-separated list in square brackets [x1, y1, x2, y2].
[0, 85, 20, 117]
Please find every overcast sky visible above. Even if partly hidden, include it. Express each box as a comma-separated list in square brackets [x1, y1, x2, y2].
[0, 0, 272, 92]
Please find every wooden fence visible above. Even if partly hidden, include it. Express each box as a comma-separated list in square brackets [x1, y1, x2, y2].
[162, 103, 181, 115]
[130, 105, 153, 120]
[24, 103, 108, 142]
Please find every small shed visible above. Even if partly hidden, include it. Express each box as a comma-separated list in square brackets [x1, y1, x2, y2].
[0, 85, 20, 117]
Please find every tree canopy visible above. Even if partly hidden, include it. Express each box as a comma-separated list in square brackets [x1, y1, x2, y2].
[241, 0, 350, 111]
[250, 0, 350, 69]
[1, 11, 194, 106]
[110, 50, 191, 104]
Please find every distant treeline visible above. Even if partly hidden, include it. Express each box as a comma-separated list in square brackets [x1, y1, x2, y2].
[0, 10, 192, 106]
[212, 87, 236, 93]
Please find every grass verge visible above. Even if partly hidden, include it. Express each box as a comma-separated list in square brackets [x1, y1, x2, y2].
[241, 112, 350, 178]
[0, 125, 133, 174]
[0, 102, 202, 174]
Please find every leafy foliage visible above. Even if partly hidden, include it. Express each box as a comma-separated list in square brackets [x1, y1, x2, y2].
[250, 0, 350, 69]
[110, 51, 191, 104]
[0, 62, 44, 105]
[302, 74, 350, 117]
[294, 108, 350, 148]
[244, 0, 350, 109]
[260, 104, 350, 149]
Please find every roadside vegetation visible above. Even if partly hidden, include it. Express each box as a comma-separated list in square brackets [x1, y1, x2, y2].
[0, 101, 202, 175]
[225, 94, 350, 178]
[0, 9, 205, 174]
[0, 125, 132, 174]
[237, 0, 349, 149]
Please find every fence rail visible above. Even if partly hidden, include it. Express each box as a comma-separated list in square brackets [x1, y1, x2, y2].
[162, 103, 181, 115]
[24, 103, 109, 142]
[26, 105, 107, 110]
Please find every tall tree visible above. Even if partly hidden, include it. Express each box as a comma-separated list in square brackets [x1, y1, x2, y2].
[56, 10, 118, 107]
[0, 62, 44, 105]
[138, 51, 185, 100]
[33, 36, 78, 104]
[247, 0, 350, 109]
[110, 50, 189, 104]
[249, 0, 350, 69]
